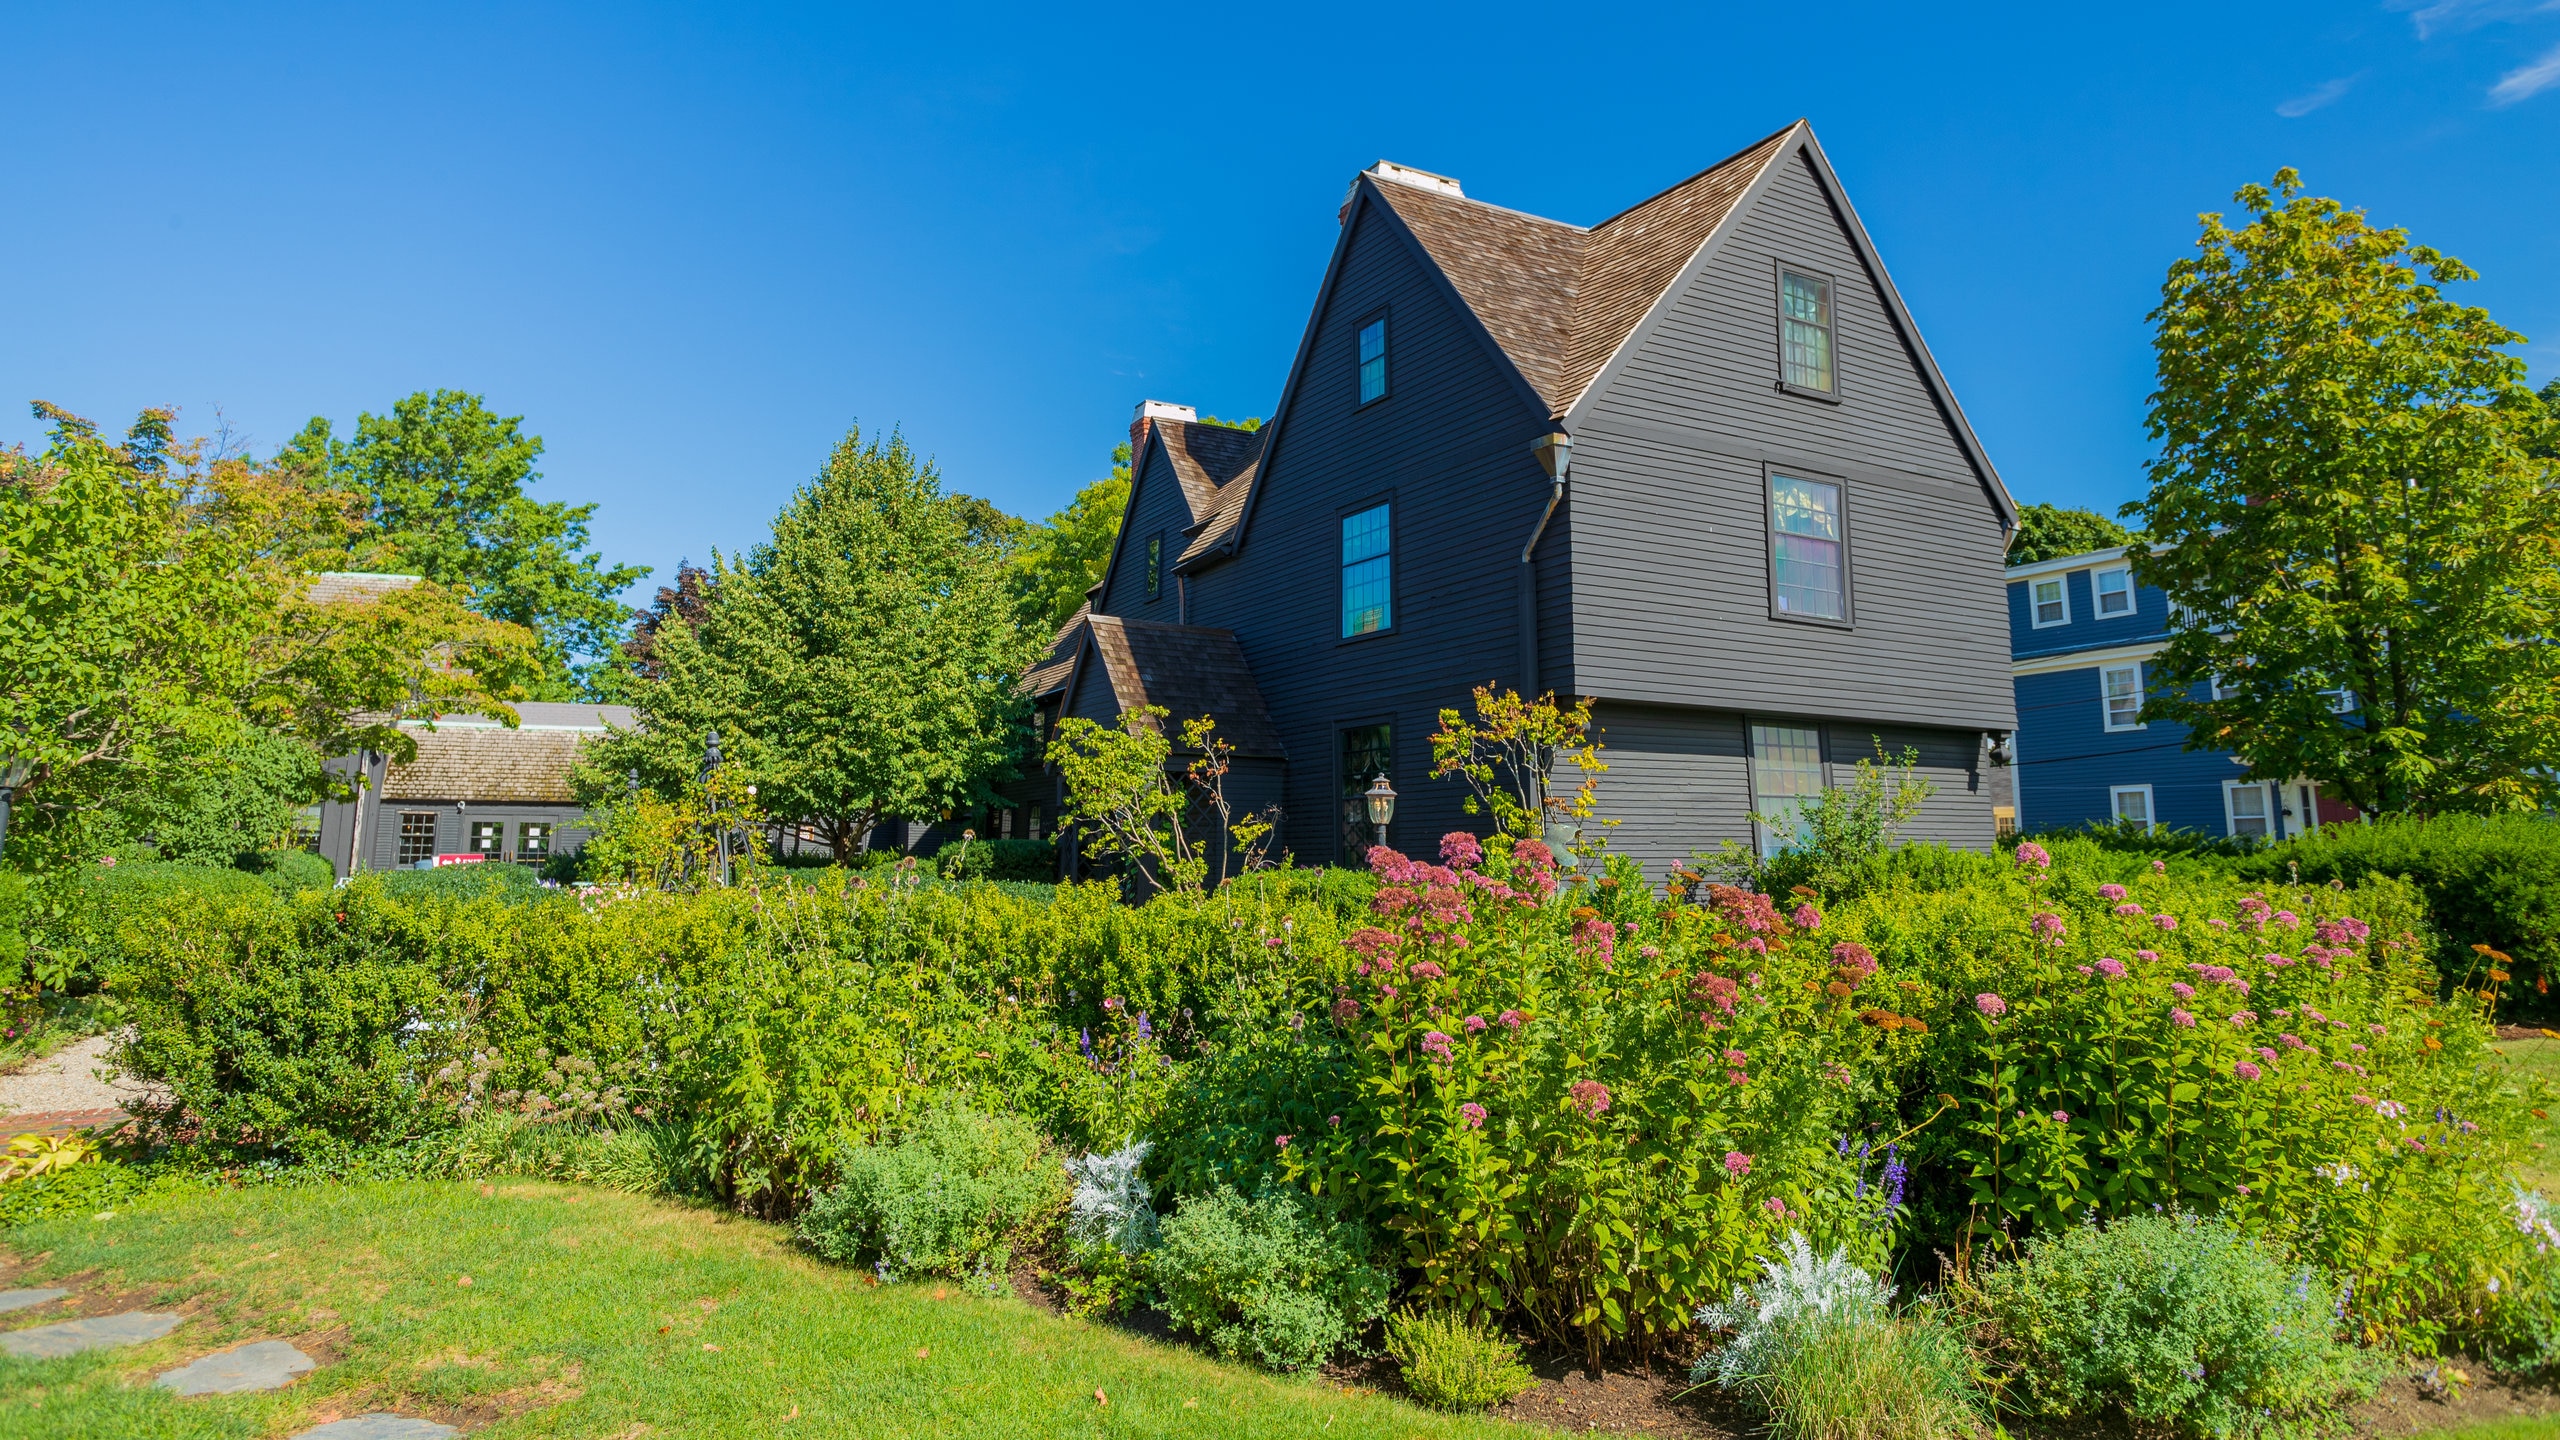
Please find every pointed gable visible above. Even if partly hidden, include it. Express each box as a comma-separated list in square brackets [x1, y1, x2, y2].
[1156, 420, 1263, 526]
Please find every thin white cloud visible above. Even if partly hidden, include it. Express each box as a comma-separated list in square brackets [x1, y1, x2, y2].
[2489, 38, 2560, 100]
[2393, 0, 2560, 40]
[2276, 74, 2361, 116]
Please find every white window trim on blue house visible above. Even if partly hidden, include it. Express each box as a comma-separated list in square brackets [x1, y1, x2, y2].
[2093, 565, 2134, 616]
[2100, 662, 2146, 732]
[2109, 784, 2157, 832]
[2028, 575, 2070, 628]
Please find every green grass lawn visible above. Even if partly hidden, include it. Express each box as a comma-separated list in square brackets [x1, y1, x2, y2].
[2493, 1038, 2560, 1197]
[0, 1179, 1511, 1439]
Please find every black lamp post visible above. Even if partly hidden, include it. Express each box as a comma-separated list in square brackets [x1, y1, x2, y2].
[1363, 772, 1397, 851]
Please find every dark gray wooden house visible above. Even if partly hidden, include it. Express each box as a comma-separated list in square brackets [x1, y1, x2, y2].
[1026, 121, 2018, 878]
[316, 703, 632, 877]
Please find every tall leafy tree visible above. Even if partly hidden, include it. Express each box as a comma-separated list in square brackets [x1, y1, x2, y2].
[0, 403, 536, 863]
[2133, 171, 2560, 816]
[2006, 502, 2133, 564]
[589, 425, 1036, 856]
[1010, 444, 1129, 632]
[283, 390, 648, 698]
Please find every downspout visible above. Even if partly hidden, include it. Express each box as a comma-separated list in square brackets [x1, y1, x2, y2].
[1519, 432, 1572, 698]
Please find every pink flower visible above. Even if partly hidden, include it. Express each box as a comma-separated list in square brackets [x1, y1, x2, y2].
[1695, 973, 1741, 1015]
[2171, 982, 2196, 1000]
[1765, 1197, 1789, 1217]
[1976, 993, 2009, 1018]
[2015, 842, 2052, 872]
[2135, 950, 2160, 962]
[1276, 1134, 1291, 1148]
[2351, 1093, 2375, 1106]
[2098, 884, 2128, 901]
[2207, 918, 2229, 929]
[2272, 911, 2300, 929]
[1568, 1079, 1612, 1118]
[2234, 1060, 2262, 1081]
[2280, 1033, 2308, 1050]
[1332, 998, 1361, 1024]
[2256, 1046, 2278, 1064]
[1792, 903, 1823, 931]
[2076, 965, 2093, 975]
[1439, 831, 1483, 871]
[1463, 1014, 1488, 1033]
[1724, 1151, 1754, 1177]
[2154, 914, 2180, 931]
[1377, 984, 1398, 1000]
[1459, 1102, 1488, 1129]
[2368, 1024, 2387, 1037]
[2052, 1111, 2070, 1122]
[1409, 961, 1447, 980]
[2095, 957, 2126, 978]
[2031, 912, 2067, 943]
[2152, 859, 2167, 874]
[1421, 1031, 1455, 1062]
[2171, 1008, 2196, 1027]
[2231, 1011, 2258, 1026]
[1830, 943, 1879, 983]
[1639, 945, 1661, 960]
[1499, 1009, 1526, 1030]
[1328, 1114, 1342, 1127]
[2115, 903, 2146, 917]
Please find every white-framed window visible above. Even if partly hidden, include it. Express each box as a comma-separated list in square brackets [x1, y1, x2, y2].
[2110, 784, 2156, 833]
[2094, 566, 2133, 616]
[2224, 780, 2274, 841]
[2101, 662, 2146, 731]
[2030, 576, 2069, 628]
[2326, 686, 2358, 714]
[1750, 721, 1826, 858]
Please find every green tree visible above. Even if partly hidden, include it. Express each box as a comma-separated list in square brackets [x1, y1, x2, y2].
[2006, 503, 2134, 565]
[1011, 446, 1130, 632]
[2132, 170, 2560, 816]
[143, 729, 324, 867]
[285, 390, 648, 699]
[587, 425, 1035, 857]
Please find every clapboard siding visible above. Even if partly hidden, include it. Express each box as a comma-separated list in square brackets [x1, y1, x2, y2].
[1833, 722, 1994, 850]
[1099, 442, 1194, 623]
[1562, 150, 2013, 737]
[1586, 701, 1753, 877]
[1188, 193, 1556, 865]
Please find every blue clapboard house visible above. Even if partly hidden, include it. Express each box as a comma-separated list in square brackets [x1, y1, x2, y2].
[2005, 545, 2350, 841]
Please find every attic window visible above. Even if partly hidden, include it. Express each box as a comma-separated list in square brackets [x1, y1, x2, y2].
[1779, 268, 1835, 395]
[1146, 533, 1164, 600]
[1358, 316, 1388, 405]
[1768, 474, 1847, 623]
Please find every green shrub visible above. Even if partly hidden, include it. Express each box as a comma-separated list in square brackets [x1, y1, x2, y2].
[1152, 1185, 1391, 1372]
[1384, 1309, 1534, 1411]
[0, 1158, 162, 1231]
[250, 848, 337, 893]
[795, 1105, 1068, 1283]
[1963, 1212, 2374, 1438]
[410, 1112, 705, 1197]
[378, 859, 548, 903]
[1691, 1239, 1979, 1440]
[940, 837, 1057, 883]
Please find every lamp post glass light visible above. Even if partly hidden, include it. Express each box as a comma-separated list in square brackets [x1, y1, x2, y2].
[1363, 772, 1397, 851]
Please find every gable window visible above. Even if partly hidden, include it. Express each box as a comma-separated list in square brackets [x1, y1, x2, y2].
[1779, 268, 1835, 394]
[2110, 784, 2156, 833]
[1340, 502, 1393, 637]
[1146, 533, 1164, 600]
[2094, 566, 2133, 616]
[396, 811, 438, 868]
[2224, 780, 2274, 841]
[1358, 316, 1388, 405]
[1339, 723, 1393, 861]
[2101, 663, 2145, 732]
[1768, 475, 1846, 622]
[2030, 577, 2069, 628]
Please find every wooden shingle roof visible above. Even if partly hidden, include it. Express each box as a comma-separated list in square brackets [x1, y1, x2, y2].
[378, 706, 632, 804]
[1364, 126, 1794, 419]
[1075, 614, 1284, 759]
[1156, 420, 1264, 526]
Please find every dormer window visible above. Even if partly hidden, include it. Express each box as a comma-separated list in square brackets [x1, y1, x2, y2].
[1358, 316, 1388, 405]
[1778, 268, 1835, 395]
[2094, 566, 2133, 616]
[2030, 577, 2069, 628]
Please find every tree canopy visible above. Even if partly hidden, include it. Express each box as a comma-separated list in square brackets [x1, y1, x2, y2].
[282, 390, 647, 699]
[1010, 445, 1130, 633]
[2006, 502, 2134, 565]
[586, 425, 1035, 857]
[2131, 170, 2560, 817]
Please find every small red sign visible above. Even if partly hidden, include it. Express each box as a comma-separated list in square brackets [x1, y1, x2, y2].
[432, 853, 489, 867]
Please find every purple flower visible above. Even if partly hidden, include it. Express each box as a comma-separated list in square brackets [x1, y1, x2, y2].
[1498, 1009, 1526, 1030]
[2095, 958, 2126, 978]
[2098, 884, 2128, 901]
[1421, 1031, 1455, 1062]
[1463, 1014, 1488, 1033]
[1439, 831, 1483, 871]
[2234, 1060, 2263, 1081]
[2015, 842, 2052, 872]
[2171, 1008, 2196, 1027]
[1724, 1151, 1754, 1176]
[1568, 1079, 1611, 1118]
[1136, 1012, 1152, 1039]
[1459, 1102, 1488, 1129]
[1976, 993, 2009, 1019]
[1792, 903, 1823, 931]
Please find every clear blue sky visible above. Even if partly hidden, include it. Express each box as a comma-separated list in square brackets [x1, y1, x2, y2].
[6, 2, 2555, 602]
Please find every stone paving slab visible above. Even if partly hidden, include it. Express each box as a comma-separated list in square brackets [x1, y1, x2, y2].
[157, 1338, 316, 1395]
[0, 1288, 69, 1314]
[0, 1310, 183, 1358]
[294, 1416, 459, 1439]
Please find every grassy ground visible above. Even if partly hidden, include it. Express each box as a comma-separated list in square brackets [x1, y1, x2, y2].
[0, 1179, 1510, 1440]
[2493, 1038, 2560, 1197]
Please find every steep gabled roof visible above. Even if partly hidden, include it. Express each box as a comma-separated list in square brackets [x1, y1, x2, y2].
[1063, 614, 1285, 758]
[1363, 125, 1793, 419]
[1156, 420, 1263, 525]
[1023, 607, 1088, 699]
